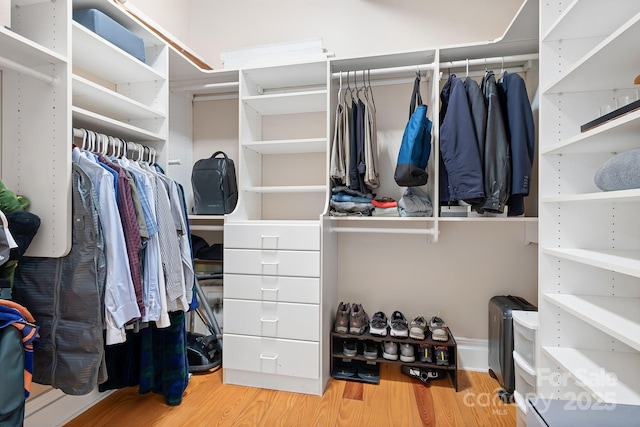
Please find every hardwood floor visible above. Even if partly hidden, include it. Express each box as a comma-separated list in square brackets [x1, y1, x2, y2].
[64, 366, 516, 426]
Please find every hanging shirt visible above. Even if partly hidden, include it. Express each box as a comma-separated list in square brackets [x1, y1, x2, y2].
[72, 147, 140, 345]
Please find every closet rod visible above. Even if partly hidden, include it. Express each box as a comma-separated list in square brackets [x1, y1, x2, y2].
[438, 53, 538, 70]
[331, 62, 435, 79]
[170, 81, 239, 93]
[331, 227, 435, 235]
[440, 66, 525, 80]
[0, 55, 58, 86]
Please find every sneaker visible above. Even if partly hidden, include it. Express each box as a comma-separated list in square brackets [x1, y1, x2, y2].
[399, 343, 415, 362]
[362, 340, 379, 360]
[334, 302, 351, 333]
[418, 343, 433, 364]
[409, 315, 427, 340]
[343, 338, 358, 357]
[382, 341, 398, 360]
[350, 303, 369, 335]
[434, 345, 449, 366]
[369, 311, 388, 336]
[429, 315, 449, 342]
[389, 311, 409, 338]
[401, 365, 446, 384]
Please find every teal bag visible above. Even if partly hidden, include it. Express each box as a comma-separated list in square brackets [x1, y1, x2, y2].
[394, 74, 433, 187]
[0, 326, 25, 426]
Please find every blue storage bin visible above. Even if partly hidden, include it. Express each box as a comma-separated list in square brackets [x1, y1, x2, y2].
[73, 8, 146, 63]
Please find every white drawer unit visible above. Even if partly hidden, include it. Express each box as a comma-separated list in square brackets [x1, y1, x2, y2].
[224, 299, 319, 341]
[513, 310, 538, 369]
[514, 350, 536, 399]
[224, 222, 320, 250]
[223, 334, 320, 379]
[224, 274, 319, 304]
[224, 248, 320, 277]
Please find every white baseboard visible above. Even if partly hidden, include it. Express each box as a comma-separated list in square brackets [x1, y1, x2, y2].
[25, 388, 113, 427]
[455, 337, 489, 372]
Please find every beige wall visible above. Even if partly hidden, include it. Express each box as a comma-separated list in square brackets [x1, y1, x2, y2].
[129, 0, 523, 69]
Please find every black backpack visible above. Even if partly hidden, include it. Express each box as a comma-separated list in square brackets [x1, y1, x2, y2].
[191, 151, 238, 215]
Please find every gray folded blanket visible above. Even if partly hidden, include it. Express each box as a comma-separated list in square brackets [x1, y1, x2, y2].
[594, 148, 640, 191]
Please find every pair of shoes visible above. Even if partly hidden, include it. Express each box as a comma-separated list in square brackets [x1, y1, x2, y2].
[409, 315, 427, 340]
[334, 302, 370, 335]
[332, 359, 380, 382]
[369, 311, 388, 336]
[381, 341, 415, 362]
[434, 345, 449, 366]
[429, 315, 449, 342]
[390, 311, 409, 338]
[401, 365, 447, 384]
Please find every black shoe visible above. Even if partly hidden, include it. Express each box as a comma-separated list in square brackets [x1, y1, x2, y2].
[362, 340, 379, 360]
[434, 345, 449, 366]
[343, 338, 358, 357]
[419, 343, 433, 364]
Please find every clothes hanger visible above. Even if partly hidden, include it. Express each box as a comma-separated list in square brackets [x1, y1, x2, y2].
[466, 59, 469, 78]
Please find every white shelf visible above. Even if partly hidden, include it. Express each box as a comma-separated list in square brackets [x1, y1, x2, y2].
[243, 61, 327, 90]
[544, 294, 640, 352]
[437, 216, 538, 222]
[243, 90, 327, 115]
[188, 215, 225, 221]
[541, 247, 640, 278]
[542, 189, 640, 204]
[242, 185, 327, 194]
[541, 109, 640, 155]
[542, 346, 640, 405]
[0, 26, 66, 68]
[542, 0, 639, 43]
[543, 11, 640, 94]
[242, 138, 327, 154]
[72, 107, 165, 142]
[73, 75, 166, 122]
[72, 22, 165, 84]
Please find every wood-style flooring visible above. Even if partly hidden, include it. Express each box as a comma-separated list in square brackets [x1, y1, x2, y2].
[64, 366, 516, 426]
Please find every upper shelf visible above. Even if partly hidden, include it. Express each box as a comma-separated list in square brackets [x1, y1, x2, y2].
[242, 61, 327, 91]
[543, 11, 640, 94]
[541, 109, 640, 155]
[72, 22, 165, 84]
[541, 247, 640, 278]
[243, 90, 327, 115]
[72, 106, 165, 142]
[0, 26, 66, 69]
[542, 0, 639, 43]
[242, 138, 327, 155]
[73, 74, 166, 121]
[542, 189, 640, 204]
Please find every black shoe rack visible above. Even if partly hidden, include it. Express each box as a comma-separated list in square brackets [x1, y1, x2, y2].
[330, 329, 458, 391]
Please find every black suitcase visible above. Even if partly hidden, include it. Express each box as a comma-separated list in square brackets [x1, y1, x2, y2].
[488, 295, 536, 402]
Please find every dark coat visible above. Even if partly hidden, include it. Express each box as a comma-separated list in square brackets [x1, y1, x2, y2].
[501, 71, 535, 216]
[439, 75, 485, 206]
[481, 71, 511, 213]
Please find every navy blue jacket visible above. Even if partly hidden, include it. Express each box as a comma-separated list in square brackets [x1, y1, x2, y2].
[439, 75, 484, 206]
[500, 71, 535, 216]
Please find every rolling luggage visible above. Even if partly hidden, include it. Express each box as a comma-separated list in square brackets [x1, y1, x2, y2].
[488, 295, 536, 402]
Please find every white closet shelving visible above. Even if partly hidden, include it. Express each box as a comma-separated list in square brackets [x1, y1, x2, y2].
[222, 60, 331, 395]
[1, 0, 70, 258]
[71, 0, 169, 162]
[538, 0, 640, 405]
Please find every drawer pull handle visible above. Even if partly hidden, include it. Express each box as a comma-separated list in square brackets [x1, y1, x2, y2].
[260, 287, 279, 292]
[259, 354, 278, 360]
[260, 317, 279, 323]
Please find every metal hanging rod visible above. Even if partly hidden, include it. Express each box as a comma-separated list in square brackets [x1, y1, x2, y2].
[0, 55, 58, 86]
[331, 63, 435, 79]
[439, 53, 539, 70]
